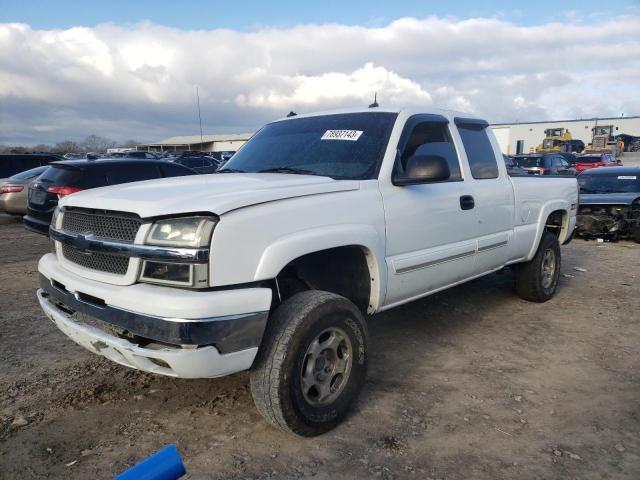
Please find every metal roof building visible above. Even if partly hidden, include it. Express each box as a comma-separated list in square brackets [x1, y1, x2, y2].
[490, 116, 640, 155]
[137, 133, 253, 153]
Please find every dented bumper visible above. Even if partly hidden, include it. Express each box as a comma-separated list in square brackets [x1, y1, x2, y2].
[38, 289, 258, 378]
[37, 253, 273, 378]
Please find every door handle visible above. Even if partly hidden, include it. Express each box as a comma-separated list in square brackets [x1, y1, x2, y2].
[460, 195, 475, 210]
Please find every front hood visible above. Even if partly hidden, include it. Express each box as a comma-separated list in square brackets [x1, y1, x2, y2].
[60, 173, 360, 218]
[579, 193, 640, 206]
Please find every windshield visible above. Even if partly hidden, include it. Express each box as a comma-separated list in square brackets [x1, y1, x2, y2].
[221, 112, 398, 179]
[514, 156, 544, 168]
[578, 173, 640, 193]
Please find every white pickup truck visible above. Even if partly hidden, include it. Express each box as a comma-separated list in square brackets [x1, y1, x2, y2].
[37, 108, 578, 436]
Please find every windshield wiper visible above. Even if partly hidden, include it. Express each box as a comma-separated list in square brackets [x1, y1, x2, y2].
[216, 168, 246, 173]
[258, 167, 319, 176]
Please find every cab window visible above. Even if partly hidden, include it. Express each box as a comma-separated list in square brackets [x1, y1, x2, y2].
[455, 118, 499, 179]
[397, 118, 462, 181]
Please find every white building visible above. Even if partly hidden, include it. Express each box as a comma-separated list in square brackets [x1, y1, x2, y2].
[491, 116, 640, 155]
[136, 133, 253, 153]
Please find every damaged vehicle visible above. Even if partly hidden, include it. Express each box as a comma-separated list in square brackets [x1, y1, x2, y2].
[35, 108, 578, 436]
[576, 166, 640, 242]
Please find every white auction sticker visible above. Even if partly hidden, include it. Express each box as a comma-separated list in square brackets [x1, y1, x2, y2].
[321, 130, 363, 141]
[618, 175, 637, 180]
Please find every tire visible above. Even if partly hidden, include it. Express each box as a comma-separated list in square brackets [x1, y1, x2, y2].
[632, 225, 640, 244]
[514, 232, 561, 302]
[250, 290, 368, 436]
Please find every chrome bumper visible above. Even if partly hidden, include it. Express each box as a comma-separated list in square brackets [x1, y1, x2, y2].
[37, 289, 258, 378]
[39, 274, 268, 353]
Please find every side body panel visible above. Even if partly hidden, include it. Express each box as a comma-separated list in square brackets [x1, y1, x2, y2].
[210, 181, 388, 311]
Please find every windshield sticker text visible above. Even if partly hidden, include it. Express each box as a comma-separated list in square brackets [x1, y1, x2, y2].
[321, 130, 363, 141]
[618, 176, 637, 180]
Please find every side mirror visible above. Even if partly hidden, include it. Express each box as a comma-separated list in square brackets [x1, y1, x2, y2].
[393, 155, 451, 186]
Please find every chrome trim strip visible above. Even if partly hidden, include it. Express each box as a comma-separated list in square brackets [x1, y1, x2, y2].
[49, 226, 209, 263]
[39, 276, 268, 352]
[395, 249, 476, 274]
[478, 240, 508, 253]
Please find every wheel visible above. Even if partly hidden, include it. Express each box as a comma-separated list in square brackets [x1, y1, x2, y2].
[514, 232, 561, 302]
[250, 290, 368, 436]
[632, 225, 640, 244]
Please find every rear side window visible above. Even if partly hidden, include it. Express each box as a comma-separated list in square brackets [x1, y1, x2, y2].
[456, 119, 499, 179]
[38, 165, 83, 186]
[106, 164, 162, 185]
[9, 165, 49, 180]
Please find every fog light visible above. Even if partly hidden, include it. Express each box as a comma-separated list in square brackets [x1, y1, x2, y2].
[139, 261, 209, 288]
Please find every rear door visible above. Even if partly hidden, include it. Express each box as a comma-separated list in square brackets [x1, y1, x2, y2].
[453, 118, 515, 275]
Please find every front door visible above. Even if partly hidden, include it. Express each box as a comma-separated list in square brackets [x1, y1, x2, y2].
[380, 115, 479, 308]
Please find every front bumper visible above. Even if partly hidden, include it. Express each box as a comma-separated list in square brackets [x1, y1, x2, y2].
[38, 253, 272, 378]
[23, 214, 51, 235]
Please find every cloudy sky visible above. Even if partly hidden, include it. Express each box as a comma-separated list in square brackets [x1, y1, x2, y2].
[1, 0, 639, 146]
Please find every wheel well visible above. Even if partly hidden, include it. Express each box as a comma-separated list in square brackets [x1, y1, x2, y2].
[274, 246, 372, 313]
[544, 210, 567, 239]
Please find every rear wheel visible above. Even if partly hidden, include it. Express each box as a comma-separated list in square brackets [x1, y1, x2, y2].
[250, 290, 368, 436]
[514, 232, 561, 302]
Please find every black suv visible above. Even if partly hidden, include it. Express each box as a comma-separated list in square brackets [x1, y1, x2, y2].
[0, 153, 64, 178]
[24, 158, 196, 235]
[512, 153, 576, 176]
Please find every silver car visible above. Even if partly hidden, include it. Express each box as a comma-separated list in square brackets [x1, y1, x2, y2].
[0, 166, 49, 216]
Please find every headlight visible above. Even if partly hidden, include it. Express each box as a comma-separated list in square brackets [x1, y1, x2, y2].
[146, 216, 216, 247]
[140, 216, 216, 288]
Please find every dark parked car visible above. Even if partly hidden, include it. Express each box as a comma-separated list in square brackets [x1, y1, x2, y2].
[576, 166, 640, 242]
[169, 156, 221, 174]
[109, 151, 160, 159]
[23, 159, 197, 235]
[0, 165, 49, 216]
[512, 153, 576, 176]
[503, 155, 527, 176]
[556, 152, 578, 166]
[0, 153, 63, 178]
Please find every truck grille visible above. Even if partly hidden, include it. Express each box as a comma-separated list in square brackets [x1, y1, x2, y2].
[59, 208, 143, 275]
[62, 209, 143, 242]
[62, 245, 130, 275]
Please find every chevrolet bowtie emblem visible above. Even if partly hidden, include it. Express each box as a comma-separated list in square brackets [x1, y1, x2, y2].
[72, 232, 95, 254]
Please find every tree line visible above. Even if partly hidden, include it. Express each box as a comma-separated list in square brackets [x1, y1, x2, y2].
[0, 135, 139, 154]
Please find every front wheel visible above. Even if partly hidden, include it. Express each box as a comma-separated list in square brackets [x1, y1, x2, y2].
[250, 290, 368, 436]
[514, 232, 561, 302]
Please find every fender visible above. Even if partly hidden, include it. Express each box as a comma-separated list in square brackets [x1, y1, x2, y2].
[526, 199, 572, 260]
[254, 224, 387, 312]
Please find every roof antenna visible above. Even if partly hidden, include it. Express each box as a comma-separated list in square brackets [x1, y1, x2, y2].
[196, 86, 204, 148]
[286, 111, 297, 117]
[368, 92, 379, 108]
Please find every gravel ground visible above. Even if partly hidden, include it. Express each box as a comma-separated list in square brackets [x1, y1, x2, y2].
[0, 222, 638, 479]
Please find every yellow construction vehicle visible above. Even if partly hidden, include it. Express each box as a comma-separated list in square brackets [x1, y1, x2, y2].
[535, 128, 572, 153]
[584, 125, 624, 157]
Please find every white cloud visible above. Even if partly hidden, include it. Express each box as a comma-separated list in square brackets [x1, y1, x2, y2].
[0, 15, 639, 145]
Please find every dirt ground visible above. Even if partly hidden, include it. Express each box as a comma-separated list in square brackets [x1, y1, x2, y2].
[0, 220, 638, 480]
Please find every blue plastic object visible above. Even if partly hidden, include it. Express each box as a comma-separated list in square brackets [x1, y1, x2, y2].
[114, 444, 186, 480]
